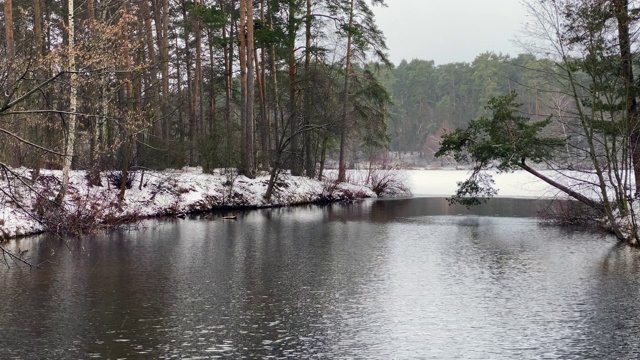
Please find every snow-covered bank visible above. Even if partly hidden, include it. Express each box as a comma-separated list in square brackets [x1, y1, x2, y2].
[0, 168, 377, 240]
[1, 167, 623, 241]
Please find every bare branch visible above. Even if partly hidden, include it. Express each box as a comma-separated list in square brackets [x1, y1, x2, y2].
[0, 244, 40, 268]
[0, 71, 65, 113]
[0, 128, 67, 157]
[0, 109, 120, 120]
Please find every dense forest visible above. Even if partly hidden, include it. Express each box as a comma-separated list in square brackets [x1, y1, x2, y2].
[0, 0, 588, 182]
[0, 0, 390, 195]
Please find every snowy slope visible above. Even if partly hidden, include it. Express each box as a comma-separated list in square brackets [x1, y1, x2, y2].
[0, 167, 376, 240]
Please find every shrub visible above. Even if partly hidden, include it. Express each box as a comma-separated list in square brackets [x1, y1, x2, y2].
[33, 191, 120, 236]
[538, 200, 601, 228]
[32, 175, 121, 236]
[367, 167, 411, 197]
[108, 171, 136, 189]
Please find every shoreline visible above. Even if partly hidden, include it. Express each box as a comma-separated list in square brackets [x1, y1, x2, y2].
[0, 167, 379, 241]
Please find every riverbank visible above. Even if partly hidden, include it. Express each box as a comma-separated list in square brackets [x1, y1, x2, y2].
[0, 167, 381, 240]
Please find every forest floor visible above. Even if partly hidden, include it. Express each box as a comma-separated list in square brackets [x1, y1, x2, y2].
[0, 167, 400, 240]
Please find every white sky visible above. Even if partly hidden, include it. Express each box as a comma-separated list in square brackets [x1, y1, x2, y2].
[372, 0, 529, 65]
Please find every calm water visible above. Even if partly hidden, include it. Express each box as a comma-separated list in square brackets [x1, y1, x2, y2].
[2, 198, 640, 359]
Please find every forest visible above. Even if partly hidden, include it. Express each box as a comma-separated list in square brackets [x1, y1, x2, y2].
[3, 0, 640, 245]
[0, 0, 390, 195]
[0, 0, 599, 179]
[0, 1, 598, 180]
[382, 53, 561, 161]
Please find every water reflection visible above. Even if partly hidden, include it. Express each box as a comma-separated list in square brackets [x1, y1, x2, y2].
[1, 198, 639, 359]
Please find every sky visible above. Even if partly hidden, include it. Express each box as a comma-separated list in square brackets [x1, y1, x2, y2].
[372, 0, 530, 66]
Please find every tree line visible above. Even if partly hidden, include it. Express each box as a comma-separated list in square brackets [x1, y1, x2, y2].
[381, 52, 567, 158]
[0, 0, 391, 202]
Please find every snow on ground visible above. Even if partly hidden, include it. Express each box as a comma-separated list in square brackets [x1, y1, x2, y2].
[0, 167, 376, 240]
[405, 170, 558, 198]
[0, 166, 623, 241]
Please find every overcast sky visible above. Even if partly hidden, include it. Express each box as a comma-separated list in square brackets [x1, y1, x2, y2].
[372, 0, 529, 66]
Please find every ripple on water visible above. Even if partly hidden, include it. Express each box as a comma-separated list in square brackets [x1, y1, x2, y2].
[0, 198, 636, 359]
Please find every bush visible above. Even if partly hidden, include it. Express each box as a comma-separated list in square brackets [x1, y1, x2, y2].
[367, 167, 411, 197]
[33, 191, 118, 236]
[320, 180, 340, 202]
[31, 175, 122, 236]
[108, 171, 136, 189]
[538, 200, 601, 228]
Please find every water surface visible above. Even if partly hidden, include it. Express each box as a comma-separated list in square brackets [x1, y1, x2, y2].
[1, 198, 638, 359]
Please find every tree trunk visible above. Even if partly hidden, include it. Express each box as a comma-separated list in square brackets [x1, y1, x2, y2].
[218, 0, 234, 166]
[30, 0, 45, 182]
[207, 27, 217, 143]
[254, 46, 268, 170]
[257, 0, 269, 170]
[4, 0, 14, 60]
[56, 0, 77, 203]
[318, 134, 328, 181]
[34, 0, 44, 55]
[86, 1, 101, 186]
[157, 0, 170, 139]
[141, 0, 161, 138]
[304, 0, 314, 177]
[195, 0, 204, 137]
[239, 0, 248, 174]
[519, 161, 605, 213]
[338, 0, 355, 183]
[245, 0, 256, 177]
[119, 135, 133, 202]
[181, 0, 196, 166]
[175, 37, 184, 143]
[288, 1, 300, 176]
[268, 1, 278, 167]
[614, 0, 640, 195]
[270, 44, 280, 168]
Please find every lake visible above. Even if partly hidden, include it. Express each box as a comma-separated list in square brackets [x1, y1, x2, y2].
[2, 195, 639, 359]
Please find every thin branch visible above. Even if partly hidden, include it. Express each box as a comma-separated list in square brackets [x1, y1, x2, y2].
[0, 71, 65, 113]
[0, 128, 67, 157]
[0, 109, 121, 120]
[0, 162, 62, 208]
[0, 244, 40, 268]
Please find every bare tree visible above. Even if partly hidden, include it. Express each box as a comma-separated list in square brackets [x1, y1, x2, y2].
[56, 0, 78, 203]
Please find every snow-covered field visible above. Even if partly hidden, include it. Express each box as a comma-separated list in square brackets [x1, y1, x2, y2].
[405, 170, 563, 198]
[404, 169, 622, 201]
[0, 167, 376, 240]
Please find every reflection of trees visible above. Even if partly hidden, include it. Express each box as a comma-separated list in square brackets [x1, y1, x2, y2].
[0, 234, 112, 358]
[0, 223, 190, 358]
[331, 198, 565, 224]
[561, 244, 640, 358]
[70, 228, 181, 357]
[3, 199, 635, 358]
[450, 220, 640, 358]
[194, 198, 572, 227]
[231, 210, 337, 355]
[0, 234, 68, 358]
[179, 205, 390, 357]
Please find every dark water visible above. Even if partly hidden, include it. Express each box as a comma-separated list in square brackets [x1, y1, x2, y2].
[2, 198, 640, 359]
